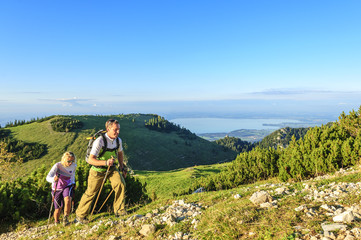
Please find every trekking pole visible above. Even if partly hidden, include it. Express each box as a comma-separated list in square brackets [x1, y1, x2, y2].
[71, 184, 75, 213]
[96, 188, 114, 214]
[90, 164, 111, 220]
[96, 163, 124, 214]
[47, 174, 59, 226]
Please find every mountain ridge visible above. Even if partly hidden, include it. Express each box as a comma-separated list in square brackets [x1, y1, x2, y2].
[1, 114, 237, 178]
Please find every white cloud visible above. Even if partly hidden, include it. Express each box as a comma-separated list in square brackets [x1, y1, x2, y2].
[38, 97, 93, 107]
[247, 88, 361, 101]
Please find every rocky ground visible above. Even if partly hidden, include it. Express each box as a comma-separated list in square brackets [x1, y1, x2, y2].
[0, 200, 205, 240]
[1, 167, 361, 239]
[247, 168, 361, 239]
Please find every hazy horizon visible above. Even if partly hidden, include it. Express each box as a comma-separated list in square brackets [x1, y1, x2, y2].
[1, 1, 361, 127]
[0, 103, 344, 132]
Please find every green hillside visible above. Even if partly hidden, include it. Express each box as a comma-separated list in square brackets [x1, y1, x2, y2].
[2, 108, 361, 238]
[2, 114, 237, 178]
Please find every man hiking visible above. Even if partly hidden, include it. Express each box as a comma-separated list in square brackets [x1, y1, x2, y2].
[75, 119, 127, 223]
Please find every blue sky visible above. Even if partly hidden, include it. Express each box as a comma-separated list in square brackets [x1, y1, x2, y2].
[1, 0, 361, 126]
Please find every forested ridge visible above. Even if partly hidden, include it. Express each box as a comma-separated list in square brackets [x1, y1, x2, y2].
[256, 126, 310, 149]
[215, 136, 254, 153]
[50, 117, 83, 132]
[214, 126, 310, 153]
[3, 116, 54, 128]
[144, 115, 197, 140]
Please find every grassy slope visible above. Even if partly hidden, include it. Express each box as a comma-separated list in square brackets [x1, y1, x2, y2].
[134, 162, 231, 199]
[9, 119, 86, 177]
[5, 114, 237, 178]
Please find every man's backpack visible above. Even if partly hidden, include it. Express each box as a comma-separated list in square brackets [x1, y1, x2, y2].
[85, 129, 120, 163]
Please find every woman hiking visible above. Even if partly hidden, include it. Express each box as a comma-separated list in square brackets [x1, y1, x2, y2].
[46, 151, 77, 226]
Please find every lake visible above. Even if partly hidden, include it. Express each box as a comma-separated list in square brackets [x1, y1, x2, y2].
[170, 118, 303, 134]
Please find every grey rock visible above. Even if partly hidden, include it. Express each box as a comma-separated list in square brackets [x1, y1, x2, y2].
[333, 211, 355, 223]
[193, 187, 205, 194]
[139, 224, 156, 237]
[249, 191, 273, 205]
[275, 187, 288, 195]
[321, 223, 347, 232]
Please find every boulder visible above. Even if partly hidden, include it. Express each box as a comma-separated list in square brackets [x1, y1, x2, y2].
[321, 223, 347, 232]
[275, 187, 288, 195]
[193, 187, 205, 194]
[333, 211, 355, 223]
[249, 191, 273, 205]
[139, 224, 156, 237]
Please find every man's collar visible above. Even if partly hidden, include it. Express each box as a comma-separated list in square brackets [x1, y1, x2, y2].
[105, 133, 116, 141]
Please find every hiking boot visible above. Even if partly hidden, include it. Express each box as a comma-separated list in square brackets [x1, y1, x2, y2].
[115, 210, 127, 217]
[63, 215, 69, 226]
[75, 216, 89, 224]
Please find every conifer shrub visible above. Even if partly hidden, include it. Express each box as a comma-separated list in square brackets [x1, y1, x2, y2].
[1, 137, 47, 162]
[145, 115, 196, 139]
[257, 127, 309, 149]
[50, 117, 83, 132]
[0, 129, 10, 138]
[215, 136, 254, 152]
[0, 129, 47, 163]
